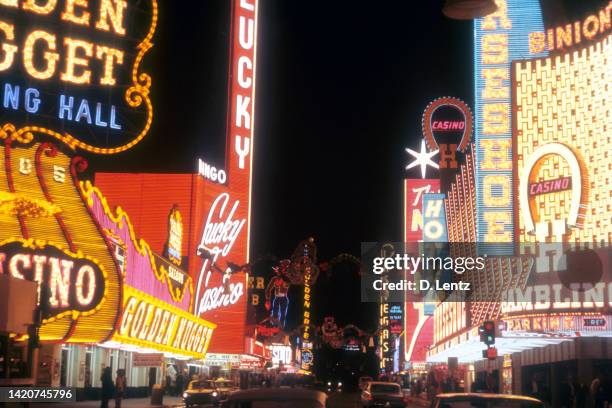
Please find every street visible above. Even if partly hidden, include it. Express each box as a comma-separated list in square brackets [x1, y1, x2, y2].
[23, 391, 430, 408]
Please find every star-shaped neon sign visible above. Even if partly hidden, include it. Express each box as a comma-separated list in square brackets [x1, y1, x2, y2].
[405, 139, 439, 178]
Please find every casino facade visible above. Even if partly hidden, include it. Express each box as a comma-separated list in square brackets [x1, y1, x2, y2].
[0, 0, 264, 398]
[419, 0, 612, 403]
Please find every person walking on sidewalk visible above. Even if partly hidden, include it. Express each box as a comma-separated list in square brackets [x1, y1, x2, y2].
[100, 367, 114, 408]
[115, 369, 127, 408]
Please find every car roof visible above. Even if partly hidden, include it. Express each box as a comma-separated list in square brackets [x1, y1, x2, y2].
[369, 381, 400, 386]
[227, 388, 327, 403]
[436, 393, 542, 403]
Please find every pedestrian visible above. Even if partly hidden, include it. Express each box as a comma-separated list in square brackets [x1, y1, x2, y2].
[591, 374, 605, 408]
[559, 375, 574, 408]
[573, 378, 587, 408]
[100, 367, 114, 408]
[175, 370, 184, 396]
[115, 369, 127, 408]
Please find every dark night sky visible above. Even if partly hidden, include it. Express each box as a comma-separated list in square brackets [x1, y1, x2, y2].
[92, 0, 606, 262]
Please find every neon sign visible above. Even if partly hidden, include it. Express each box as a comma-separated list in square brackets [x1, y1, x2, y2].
[197, 159, 227, 185]
[167, 206, 183, 266]
[528, 177, 571, 197]
[0, 141, 122, 343]
[114, 286, 215, 358]
[404, 179, 440, 242]
[0, 0, 157, 154]
[528, 2, 611, 53]
[432, 121, 465, 131]
[514, 33, 609, 244]
[422, 194, 448, 242]
[474, 0, 547, 254]
[422, 97, 473, 157]
[195, 193, 246, 314]
[188, 0, 258, 355]
[403, 179, 438, 363]
[300, 251, 313, 372]
[0, 239, 106, 317]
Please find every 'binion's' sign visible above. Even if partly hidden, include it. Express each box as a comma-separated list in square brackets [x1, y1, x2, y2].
[0, 0, 157, 154]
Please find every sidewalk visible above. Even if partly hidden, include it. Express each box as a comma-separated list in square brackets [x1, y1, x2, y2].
[29, 396, 183, 407]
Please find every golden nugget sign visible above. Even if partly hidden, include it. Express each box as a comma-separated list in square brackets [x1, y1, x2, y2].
[0, 0, 157, 154]
[114, 286, 215, 358]
[0, 140, 122, 342]
[0, 240, 106, 316]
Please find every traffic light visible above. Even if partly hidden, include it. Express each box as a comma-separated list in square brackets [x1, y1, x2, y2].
[482, 346, 497, 360]
[479, 320, 495, 345]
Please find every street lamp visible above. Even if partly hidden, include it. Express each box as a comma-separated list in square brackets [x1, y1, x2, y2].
[442, 0, 498, 20]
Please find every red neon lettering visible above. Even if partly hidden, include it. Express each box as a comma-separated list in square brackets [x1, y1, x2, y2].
[432, 121, 465, 131]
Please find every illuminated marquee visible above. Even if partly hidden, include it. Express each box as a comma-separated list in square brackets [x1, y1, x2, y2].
[0, 0, 157, 154]
[113, 286, 215, 358]
[189, 0, 258, 355]
[474, 0, 547, 253]
[505, 314, 612, 334]
[0, 140, 122, 342]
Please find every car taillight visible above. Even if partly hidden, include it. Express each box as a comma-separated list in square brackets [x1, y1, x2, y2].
[363, 392, 372, 401]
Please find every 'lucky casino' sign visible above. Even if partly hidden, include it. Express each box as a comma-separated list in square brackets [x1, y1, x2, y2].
[189, 0, 258, 355]
[0, 0, 157, 154]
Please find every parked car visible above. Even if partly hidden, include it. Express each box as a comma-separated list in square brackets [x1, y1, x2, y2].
[361, 381, 406, 408]
[359, 376, 373, 390]
[183, 378, 237, 408]
[431, 393, 544, 408]
[221, 388, 327, 408]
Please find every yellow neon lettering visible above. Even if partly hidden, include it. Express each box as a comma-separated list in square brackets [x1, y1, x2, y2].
[61, 37, 93, 84]
[95, 0, 127, 36]
[480, 139, 511, 170]
[23, 30, 60, 79]
[482, 34, 508, 64]
[484, 211, 512, 242]
[482, 68, 508, 99]
[0, 20, 17, 71]
[556, 24, 573, 49]
[95, 45, 123, 85]
[483, 175, 510, 206]
[62, 0, 90, 26]
[483, 103, 509, 135]
[583, 15, 599, 40]
[23, 0, 57, 14]
[481, 0, 511, 30]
